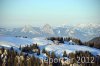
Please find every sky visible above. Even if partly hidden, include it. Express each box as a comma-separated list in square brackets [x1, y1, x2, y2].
[0, 0, 100, 28]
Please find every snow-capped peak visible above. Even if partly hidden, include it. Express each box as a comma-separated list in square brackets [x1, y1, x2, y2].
[75, 23, 100, 28]
[42, 24, 54, 35]
[21, 25, 40, 34]
[0, 23, 100, 41]
[21, 25, 33, 33]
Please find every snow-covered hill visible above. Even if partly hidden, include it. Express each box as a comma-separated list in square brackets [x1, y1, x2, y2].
[0, 36, 33, 47]
[45, 44, 100, 56]
[0, 36, 100, 57]
[0, 36, 53, 48]
[0, 23, 100, 41]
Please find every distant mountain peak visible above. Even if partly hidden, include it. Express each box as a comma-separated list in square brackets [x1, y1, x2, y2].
[21, 25, 40, 34]
[21, 25, 33, 33]
[43, 24, 52, 28]
[0, 23, 100, 41]
[76, 23, 100, 28]
[42, 24, 54, 35]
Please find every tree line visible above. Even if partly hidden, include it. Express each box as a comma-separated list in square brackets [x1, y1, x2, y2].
[47, 37, 100, 49]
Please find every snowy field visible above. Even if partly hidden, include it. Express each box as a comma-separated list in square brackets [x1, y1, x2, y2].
[0, 36, 100, 57]
[0, 36, 33, 47]
[45, 44, 100, 56]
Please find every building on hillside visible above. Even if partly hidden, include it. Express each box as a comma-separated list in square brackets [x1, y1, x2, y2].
[53, 40, 59, 44]
[53, 40, 63, 45]
[69, 40, 76, 45]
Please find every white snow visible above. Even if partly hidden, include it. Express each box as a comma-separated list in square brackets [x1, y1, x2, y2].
[42, 24, 54, 35]
[58, 30, 60, 34]
[0, 41, 16, 48]
[45, 44, 100, 56]
[21, 25, 40, 34]
[0, 36, 100, 58]
[32, 37, 53, 46]
[0, 36, 33, 47]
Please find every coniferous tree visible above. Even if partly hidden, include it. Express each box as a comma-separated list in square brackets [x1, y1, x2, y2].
[63, 51, 67, 57]
[42, 48, 46, 53]
[19, 45, 22, 50]
[51, 51, 56, 59]
[37, 48, 40, 55]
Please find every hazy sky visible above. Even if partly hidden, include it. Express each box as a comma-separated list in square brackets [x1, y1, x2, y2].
[0, 0, 100, 28]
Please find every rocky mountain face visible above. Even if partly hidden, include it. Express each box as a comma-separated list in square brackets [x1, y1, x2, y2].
[0, 23, 100, 41]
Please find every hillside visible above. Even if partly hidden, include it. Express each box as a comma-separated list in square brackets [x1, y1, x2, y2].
[0, 36, 100, 56]
[0, 36, 100, 66]
[89, 37, 100, 44]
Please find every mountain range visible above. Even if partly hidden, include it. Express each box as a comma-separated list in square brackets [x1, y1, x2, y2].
[0, 23, 100, 42]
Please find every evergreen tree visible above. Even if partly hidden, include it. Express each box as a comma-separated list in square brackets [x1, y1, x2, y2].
[63, 51, 67, 57]
[42, 48, 46, 53]
[19, 45, 22, 50]
[37, 48, 40, 55]
[51, 52, 56, 59]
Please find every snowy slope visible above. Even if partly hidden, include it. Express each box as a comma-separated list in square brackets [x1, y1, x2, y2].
[32, 37, 53, 46]
[45, 44, 100, 56]
[0, 36, 33, 47]
[0, 41, 17, 48]
[0, 36, 53, 49]
[0, 36, 100, 58]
